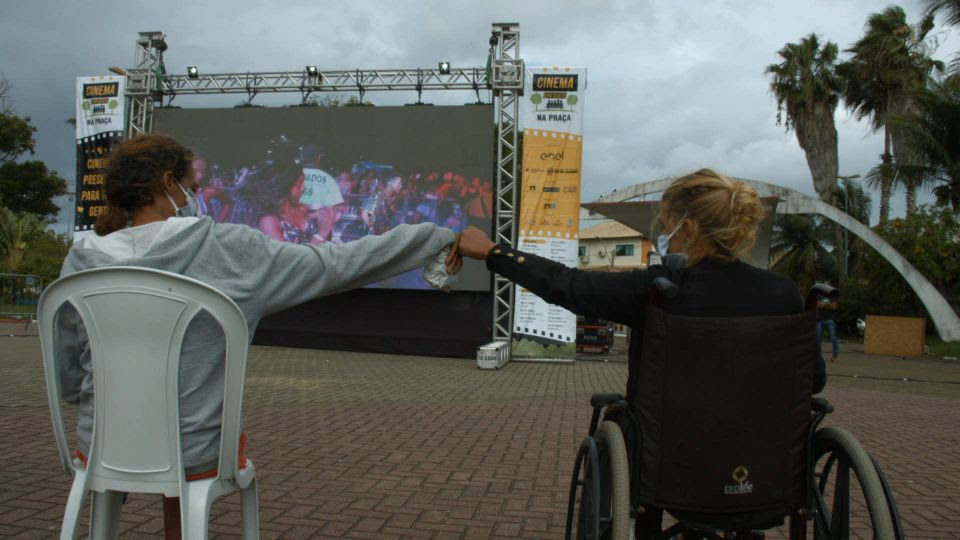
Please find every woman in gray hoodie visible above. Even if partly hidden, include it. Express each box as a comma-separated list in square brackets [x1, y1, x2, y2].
[56, 134, 459, 538]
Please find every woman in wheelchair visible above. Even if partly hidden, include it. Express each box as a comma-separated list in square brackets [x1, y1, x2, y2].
[455, 169, 899, 539]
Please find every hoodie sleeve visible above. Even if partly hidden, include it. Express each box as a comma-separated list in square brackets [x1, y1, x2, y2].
[232, 222, 456, 316]
[54, 254, 93, 403]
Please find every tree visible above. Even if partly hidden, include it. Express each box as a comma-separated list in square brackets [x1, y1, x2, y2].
[842, 205, 960, 330]
[835, 175, 873, 275]
[769, 214, 839, 294]
[0, 160, 67, 221]
[841, 6, 942, 221]
[0, 207, 44, 272]
[0, 76, 69, 221]
[926, 0, 960, 72]
[766, 34, 846, 278]
[18, 228, 70, 285]
[887, 76, 960, 210]
[767, 34, 844, 203]
[0, 112, 36, 164]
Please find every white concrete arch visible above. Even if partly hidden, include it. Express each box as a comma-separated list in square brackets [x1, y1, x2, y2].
[583, 176, 960, 341]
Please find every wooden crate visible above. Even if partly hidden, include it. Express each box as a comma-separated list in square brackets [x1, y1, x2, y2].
[864, 315, 926, 357]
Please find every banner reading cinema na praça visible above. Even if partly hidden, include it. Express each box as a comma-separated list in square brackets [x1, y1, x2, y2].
[74, 76, 126, 240]
[514, 67, 587, 359]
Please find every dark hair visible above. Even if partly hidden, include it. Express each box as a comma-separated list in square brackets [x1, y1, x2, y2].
[95, 134, 194, 236]
[243, 159, 305, 215]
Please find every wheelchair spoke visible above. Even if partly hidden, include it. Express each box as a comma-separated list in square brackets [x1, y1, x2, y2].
[830, 456, 851, 539]
[817, 452, 837, 494]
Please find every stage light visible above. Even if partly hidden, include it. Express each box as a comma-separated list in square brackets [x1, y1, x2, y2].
[186, 66, 199, 79]
[305, 65, 318, 77]
[108, 66, 127, 76]
[438, 62, 451, 74]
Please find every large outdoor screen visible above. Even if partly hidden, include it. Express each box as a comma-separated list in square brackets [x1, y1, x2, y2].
[154, 105, 494, 291]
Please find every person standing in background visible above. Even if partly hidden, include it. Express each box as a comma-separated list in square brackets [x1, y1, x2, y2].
[817, 297, 840, 362]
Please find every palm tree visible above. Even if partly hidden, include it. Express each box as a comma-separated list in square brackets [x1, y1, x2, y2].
[888, 76, 960, 210]
[766, 34, 843, 203]
[0, 207, 43, 272]
[926, 0, 960, 72]
[767, 34, 848, 279]
[835, 175, 873, 275]
[769, 214, 839, 293]
[841, 6, 942, 221]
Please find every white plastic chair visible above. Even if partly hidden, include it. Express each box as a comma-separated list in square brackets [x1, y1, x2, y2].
[37, 266, 259, 539]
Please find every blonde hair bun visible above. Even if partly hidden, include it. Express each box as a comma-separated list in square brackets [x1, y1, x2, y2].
[661, 169, 764, 260]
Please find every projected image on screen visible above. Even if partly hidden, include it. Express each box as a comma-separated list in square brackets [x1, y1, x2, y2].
[154, 106, 494, 291]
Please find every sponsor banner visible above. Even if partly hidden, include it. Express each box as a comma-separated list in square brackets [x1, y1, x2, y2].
[513, 67, 586, 358]
[75, 76, 125, 237]
[76, 77, 125, 139]
[75, 133, 121, 233]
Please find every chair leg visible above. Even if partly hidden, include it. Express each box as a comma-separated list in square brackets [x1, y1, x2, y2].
[183, 486, 213, 540]
[89, 490, 123, 540]
[240, 478, 260, 539]
[60, 475, 88, 540]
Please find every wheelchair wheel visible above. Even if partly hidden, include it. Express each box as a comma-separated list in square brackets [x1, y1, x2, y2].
[811, 426, 896, 539]
[566, 421, 630, 540]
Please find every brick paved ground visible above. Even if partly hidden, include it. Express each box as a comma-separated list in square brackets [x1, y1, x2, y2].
[1, 335, 958, 539]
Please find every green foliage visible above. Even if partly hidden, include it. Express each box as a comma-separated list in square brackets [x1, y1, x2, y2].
[0, 111, 36, 164]
[841, 206, 960, 332]
[0, 160, 68, 221]
[926, 336, 960, 357]
[0, 207, 44, 273]
[17, 228, 70, 286]
[530, 93, 542, 105]
[770, 214, 838, 293]
[766, 34, 843, 201]
[566, 94, 578, 106]
[766, 33, 843, 132]
[887, 75, 960, 209]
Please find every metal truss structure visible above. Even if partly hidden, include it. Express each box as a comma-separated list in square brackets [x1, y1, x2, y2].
[122, 25, 524, 344]
[125, 31, 167, 139]
[164, 68, 488, 99]
[488, 23, 524, 343]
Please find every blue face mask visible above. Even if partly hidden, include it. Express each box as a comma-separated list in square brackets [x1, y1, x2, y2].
[657, 222, 683, 255]
[165, 181, 198, 218]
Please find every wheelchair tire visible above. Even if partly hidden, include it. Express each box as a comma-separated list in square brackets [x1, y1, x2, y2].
[594, 421, 630, 540]
[811, 426, 896, 540]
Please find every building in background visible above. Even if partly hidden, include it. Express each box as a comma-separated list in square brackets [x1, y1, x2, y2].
[578, 220, 652, 270]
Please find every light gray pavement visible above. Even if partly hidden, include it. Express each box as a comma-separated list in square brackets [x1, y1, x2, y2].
[1, 335, 958, 538]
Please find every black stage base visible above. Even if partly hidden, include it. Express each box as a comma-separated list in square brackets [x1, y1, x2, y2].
[254, 288, 493, 359]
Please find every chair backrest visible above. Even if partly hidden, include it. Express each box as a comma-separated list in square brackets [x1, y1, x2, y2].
[633, 306, 816, 517]
[38, 266, 249, 496]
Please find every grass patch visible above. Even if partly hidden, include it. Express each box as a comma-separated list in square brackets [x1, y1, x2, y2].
[927, 337, 960, 358]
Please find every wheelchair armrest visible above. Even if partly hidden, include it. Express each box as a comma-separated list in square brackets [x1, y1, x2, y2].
[590, 393, 625, 408]
[811, 397, 833, 414]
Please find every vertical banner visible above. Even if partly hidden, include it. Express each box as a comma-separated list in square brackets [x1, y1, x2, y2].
[75, 76, 125, 239]
[513, 67, 586, 359]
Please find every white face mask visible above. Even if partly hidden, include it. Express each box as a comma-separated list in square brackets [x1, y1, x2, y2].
[656, 222, 683, 255]
[164, 181, 198, 218]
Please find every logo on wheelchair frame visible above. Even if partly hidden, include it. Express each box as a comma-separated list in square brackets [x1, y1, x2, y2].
[723, 466, 754, 495]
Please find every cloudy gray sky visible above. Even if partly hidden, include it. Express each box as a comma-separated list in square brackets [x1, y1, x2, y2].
[1, 0, 954, 232]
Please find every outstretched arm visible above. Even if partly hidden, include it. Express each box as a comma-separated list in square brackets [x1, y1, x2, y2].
[457, 226, 655, 325]
[245, 222, 457, 316]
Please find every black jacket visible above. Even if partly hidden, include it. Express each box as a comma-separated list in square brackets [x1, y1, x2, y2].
[485, 246, 825, 394]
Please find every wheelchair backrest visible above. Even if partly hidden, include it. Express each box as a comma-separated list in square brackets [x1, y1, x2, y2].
[633, 306, 816, 514]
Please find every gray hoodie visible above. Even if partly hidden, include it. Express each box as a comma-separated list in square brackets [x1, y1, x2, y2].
[56, 216, 455, 472]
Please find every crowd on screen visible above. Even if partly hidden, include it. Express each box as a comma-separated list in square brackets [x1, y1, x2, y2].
[189, 149, 494, 246]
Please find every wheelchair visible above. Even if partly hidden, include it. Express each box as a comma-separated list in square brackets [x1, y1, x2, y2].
[565, 286, 903, 540]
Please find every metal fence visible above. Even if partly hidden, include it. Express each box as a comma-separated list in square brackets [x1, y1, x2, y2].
[0, 273, 43, 324]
